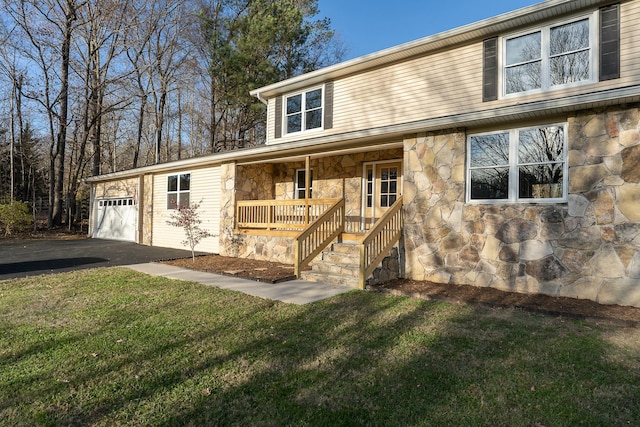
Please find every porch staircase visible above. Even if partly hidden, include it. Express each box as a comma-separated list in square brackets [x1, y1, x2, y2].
[300, 240, 361, 288]
[300, 239, 402, 288]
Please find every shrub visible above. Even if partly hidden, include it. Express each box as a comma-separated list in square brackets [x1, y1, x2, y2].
[0, 201, 33, 236]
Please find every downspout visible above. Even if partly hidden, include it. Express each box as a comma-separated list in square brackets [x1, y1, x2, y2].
[253, 91, 268, 105]
[137, 174, 144, 244]
[88, 184, 95, 237]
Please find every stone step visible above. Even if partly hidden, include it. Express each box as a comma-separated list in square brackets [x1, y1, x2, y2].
[300, 271, 360, 288]
[320, 249, 360, 265]
[311, 261, 360, 277]
[329, 242, 360, 255]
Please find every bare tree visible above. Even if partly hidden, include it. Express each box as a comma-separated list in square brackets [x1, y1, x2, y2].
[4, 0, 84, 226]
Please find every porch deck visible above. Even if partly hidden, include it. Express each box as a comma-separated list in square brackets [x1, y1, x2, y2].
[235, 197, 403, 289]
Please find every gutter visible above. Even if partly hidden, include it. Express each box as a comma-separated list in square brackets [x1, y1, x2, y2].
[253, 90, 267, 105]
[86, 84, 640, 183]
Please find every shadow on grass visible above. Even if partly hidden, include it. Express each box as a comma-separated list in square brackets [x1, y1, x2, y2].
[0, 257, 107, 275]
[2, 273, 639, 426]
[152, 295, 638, 426]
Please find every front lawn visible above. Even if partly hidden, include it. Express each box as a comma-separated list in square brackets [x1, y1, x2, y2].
[1, 268, 639, 426]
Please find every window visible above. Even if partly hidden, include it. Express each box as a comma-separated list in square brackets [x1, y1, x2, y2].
[504, 15, 594, 95]
[285, 88, 323, 134]
[467, 124, 567, 203]
[365, 166, 373, 208]
[167, 173, 190, 209]
[379, 166, 398, 207]
[295, 169, 313, 199]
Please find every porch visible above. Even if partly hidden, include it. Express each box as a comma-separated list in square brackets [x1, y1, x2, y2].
[225, 146, 405, 288]
[235, 196, 403, 289]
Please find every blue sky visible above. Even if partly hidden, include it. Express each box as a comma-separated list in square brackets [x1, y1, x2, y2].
[318, 0, 540, 60]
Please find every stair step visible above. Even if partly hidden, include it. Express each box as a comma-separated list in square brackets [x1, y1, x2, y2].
[321, 250, 360, 264]
[329, 242, 360, 255]
[301, 271, 360, 288]
[311, 262, 360, 276]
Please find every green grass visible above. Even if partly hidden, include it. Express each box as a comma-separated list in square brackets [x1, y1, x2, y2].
[1, 268, 639, 426]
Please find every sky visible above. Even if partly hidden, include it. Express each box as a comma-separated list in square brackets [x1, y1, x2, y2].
[317, 0, 541, 60]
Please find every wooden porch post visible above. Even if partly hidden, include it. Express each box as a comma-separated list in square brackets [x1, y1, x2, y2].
[305, 155, 310, 224]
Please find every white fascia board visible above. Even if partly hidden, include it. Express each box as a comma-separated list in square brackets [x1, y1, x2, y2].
[88, 85, 640, 183]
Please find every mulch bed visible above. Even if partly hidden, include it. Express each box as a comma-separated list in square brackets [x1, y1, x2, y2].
[163, 254, 640, 324]
[163, 255, 298, 283]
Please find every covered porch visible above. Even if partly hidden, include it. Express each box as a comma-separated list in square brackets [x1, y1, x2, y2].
[219, 142, 405, 288]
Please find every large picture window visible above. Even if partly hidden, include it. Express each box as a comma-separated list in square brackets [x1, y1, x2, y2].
[467, 124, 567, 203]
[504, 15, 594, 95]
[285, 88, 323, 134]
[167, 173, 190, 209]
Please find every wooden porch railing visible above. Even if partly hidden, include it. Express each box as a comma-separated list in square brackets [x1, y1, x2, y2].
[236, 198, 339, 231]
[358, 196, 403, 290]
[294, 198, 345, 277]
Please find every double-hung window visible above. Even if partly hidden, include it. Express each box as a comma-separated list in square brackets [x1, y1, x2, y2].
[285, 88, 323, 134]
[504, 15, 594, 95]
[167, 173, 190, 209]
[467, 124, 567, 203]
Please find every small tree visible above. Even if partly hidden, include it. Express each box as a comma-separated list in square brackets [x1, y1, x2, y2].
[166, 200, 214, 261]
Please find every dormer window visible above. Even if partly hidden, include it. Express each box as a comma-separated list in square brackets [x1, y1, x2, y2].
[285, 87, 323, 134]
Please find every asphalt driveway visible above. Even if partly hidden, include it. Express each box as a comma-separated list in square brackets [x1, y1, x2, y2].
[0, 238, 195, 280]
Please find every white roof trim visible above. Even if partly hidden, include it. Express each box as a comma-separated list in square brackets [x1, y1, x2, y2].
[87, 84, 640, 183]
[250, 0, 610, 98]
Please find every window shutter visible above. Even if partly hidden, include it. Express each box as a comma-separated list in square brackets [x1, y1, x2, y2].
[483, 38, 498, 102]
[600, 3, 620, 81]
[274, 96, 283, 138]
[323, 81, 334, 129]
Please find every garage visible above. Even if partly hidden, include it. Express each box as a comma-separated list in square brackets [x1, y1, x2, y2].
[93, 197, 137, 242]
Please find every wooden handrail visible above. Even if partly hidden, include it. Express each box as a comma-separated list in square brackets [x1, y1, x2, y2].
[236, 198, 339, 230]
[358, 196, 403, 290]
[294, 198, 345, 277]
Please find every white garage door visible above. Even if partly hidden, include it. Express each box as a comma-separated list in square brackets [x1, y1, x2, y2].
[94, 198, 137, 242]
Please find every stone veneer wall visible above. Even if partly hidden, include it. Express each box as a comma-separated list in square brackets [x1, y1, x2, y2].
[236, 163, 274, 201]
[403, 105, 640, 308]
[219, 162, 237, 257]
[93, 178, 138, 199]
[219, 163, 293, 262]
[271, 149, 403, 227]
[141, 175, 153, 245]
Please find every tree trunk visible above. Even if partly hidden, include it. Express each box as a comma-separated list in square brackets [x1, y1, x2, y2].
[51, 1, 77, 226]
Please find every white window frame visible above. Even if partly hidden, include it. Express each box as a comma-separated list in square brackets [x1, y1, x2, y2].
[284, 86, 324, 136]
[167, 173, 191, 209]
[294, 168, 313, 199]
[466, 123, 568, 204]
[360, 159, 403, 228]
[501, 12, 598, 98]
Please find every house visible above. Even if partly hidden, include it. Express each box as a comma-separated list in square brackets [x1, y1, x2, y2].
[87, 0, 640, 308]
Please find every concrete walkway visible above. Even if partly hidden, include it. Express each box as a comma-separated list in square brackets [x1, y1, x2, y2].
[127, 263, 353, 305]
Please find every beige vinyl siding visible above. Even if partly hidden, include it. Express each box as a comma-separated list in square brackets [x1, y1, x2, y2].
[620, 0, 640, 79]
[266, 97, 276, 144]
[152, 166, 221, 253]
[267, 1, 640, 144]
